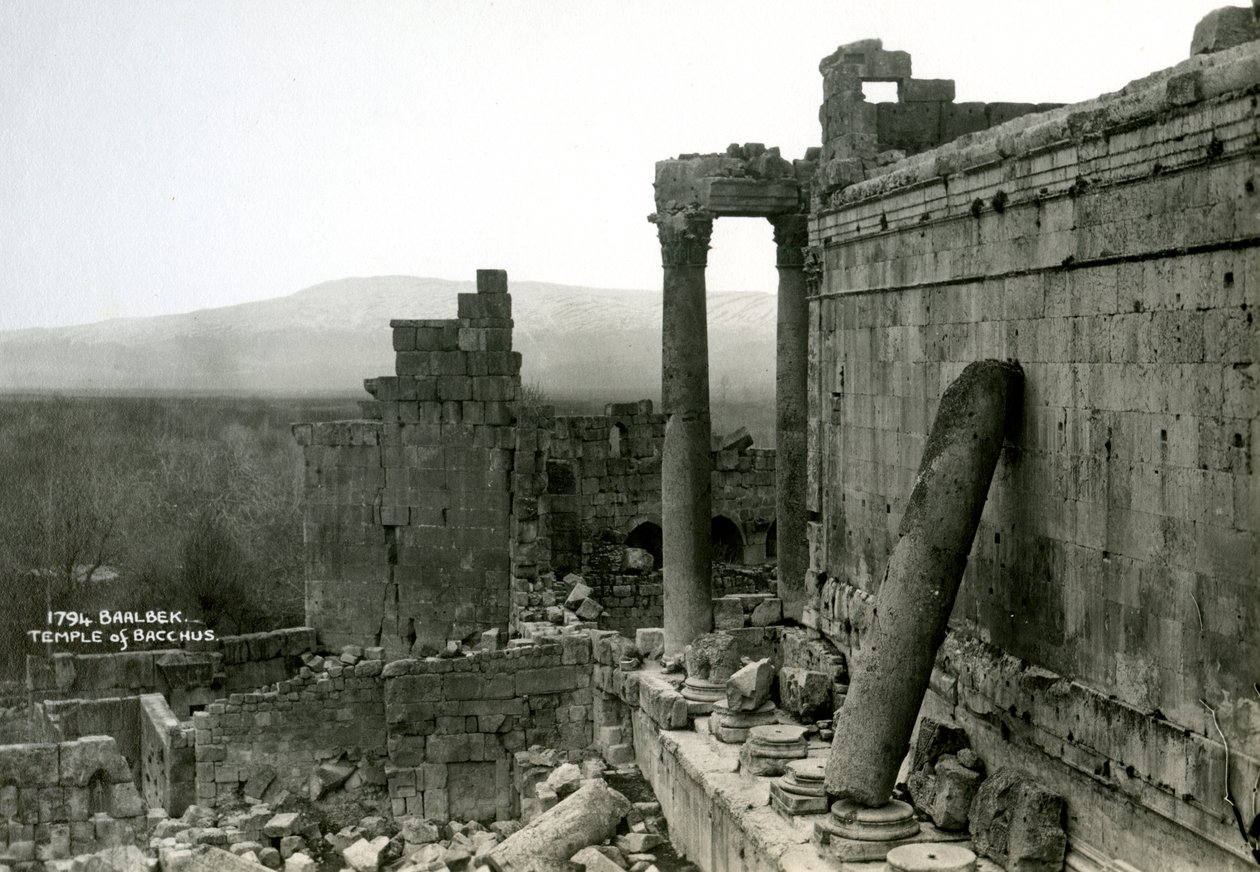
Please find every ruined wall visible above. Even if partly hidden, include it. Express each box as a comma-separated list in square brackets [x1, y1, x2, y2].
[27, 628, 315, 718]
[807, 38, 1260, 871]
[816, 38, 1058, 200]
[295, 270, 548, 656]
[381, 636, 593, 824]
[0, 736, 146, 866]
[192, 657, 387, 807]
[548, 403, 776, 573]
[138, 694, 194, 818]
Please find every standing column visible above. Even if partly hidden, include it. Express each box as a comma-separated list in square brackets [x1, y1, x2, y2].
[655, 208, 715, 657]
[771, 213, 809, 622]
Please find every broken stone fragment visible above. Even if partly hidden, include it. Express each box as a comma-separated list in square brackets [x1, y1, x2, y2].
[343, 835, 391, 871]
[572, 844, 625, 872]
[930, 755, 983, 831]
[622, 547, 656, 573]
[543, 762, 583, 798]
[748, 597, 782, 627]
[400, 816, 441, 845]
[575, 598, 603, 621]
[683, 632, 742, 683]
[312, 756, 356, 799]
[725, 658, 773, 711]
[635, 627, 664, 659]
[969, 767, 1066, 872]
[778, 667, 832, 721]
[564, 579, 592, 608]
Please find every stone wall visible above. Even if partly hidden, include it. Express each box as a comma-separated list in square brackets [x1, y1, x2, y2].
[295, 270, 547, 656]
[0, 736, 146, 866]
[806, 38, 1260, 871]
[381, 636, 593, 824]
[815, 38, 1059, 202]
[27, 627, 315, 718]
[139, 694, 194, 818]
[548, 403, 777, 575]
[192, 657, 387, 807]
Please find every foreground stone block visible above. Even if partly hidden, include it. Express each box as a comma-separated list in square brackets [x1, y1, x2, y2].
[969, 768, 1066, 872]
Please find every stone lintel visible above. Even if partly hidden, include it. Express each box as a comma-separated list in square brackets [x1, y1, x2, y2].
[701, 178, 802, 217]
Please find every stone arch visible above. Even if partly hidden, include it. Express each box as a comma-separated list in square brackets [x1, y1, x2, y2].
[711, 515, 745, 563]
[625, 520, 663, 569]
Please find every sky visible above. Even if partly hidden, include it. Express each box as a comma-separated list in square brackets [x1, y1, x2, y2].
[0, 0, 1229, 330]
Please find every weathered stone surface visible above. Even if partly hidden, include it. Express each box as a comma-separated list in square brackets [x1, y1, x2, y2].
[969, 768, 1066, 872]
[930, 756, 983, 831]
[343, 835, 390, 871]
[487, 779, 631, 872]
[1191, 6, 1260, 55]
[683, 632, 741, 683]
[825, 361, 1022, 805]
[635, 628, 664, 659]
[748, 597, 782, 627]
[726, 658, 773, 711]
[778, 667, 831, 720]
[713, 597, 745, 630]
[910, 719, 970, 773]
[622, 547, 655, 573]
[400, 816, 441, 845]
[571, 845, 625, 872]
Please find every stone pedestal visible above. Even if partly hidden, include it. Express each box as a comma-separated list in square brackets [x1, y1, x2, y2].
[769, 758, 829, 816]
[739, 724, 808, 777]
[680, 677, 724, 716]
[770, 213, 809, 622]
[654, 209, 716, 657]
[709, 700, 777, 743]
[887, 843, 977, 872]
[813, 800, 971, 863]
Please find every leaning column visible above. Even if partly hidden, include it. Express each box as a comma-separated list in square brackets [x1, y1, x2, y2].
[824, 360, 1023, 808]
[654, 208, 715, 657]
[770, 213, 809, 622]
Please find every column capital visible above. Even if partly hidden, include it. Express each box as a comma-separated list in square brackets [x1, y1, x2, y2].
[651, 209, 714, 268]
[769, 213, 809, 268]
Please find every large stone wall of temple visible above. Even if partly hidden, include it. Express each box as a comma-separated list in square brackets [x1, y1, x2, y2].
[806, 40, 1259, 871]
[294, 270, 549, 656]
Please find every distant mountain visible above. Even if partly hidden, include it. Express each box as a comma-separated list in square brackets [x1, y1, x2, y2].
[0, 277, 777, 405]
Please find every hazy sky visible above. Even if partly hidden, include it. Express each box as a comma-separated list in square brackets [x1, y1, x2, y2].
[0, 1, 1226, 330]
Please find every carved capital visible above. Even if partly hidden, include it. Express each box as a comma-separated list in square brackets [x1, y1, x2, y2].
[650, 209, 714, 268]
[770, 213, 809, 268]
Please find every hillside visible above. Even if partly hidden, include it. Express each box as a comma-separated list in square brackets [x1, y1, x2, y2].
[0, 277, 777, 406]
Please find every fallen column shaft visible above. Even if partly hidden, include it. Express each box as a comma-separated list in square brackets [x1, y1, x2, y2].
[825, 359, 1023, 805]
[486, 779, 632, 872]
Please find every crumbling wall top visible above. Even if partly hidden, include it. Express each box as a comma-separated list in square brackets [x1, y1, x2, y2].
[652, 143, 817, 218]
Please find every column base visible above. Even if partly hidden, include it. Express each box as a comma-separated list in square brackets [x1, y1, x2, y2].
[813, 799, 971, 863]
[887, 843, 977, 872]
[739, 724, 808, 777]
[769, 758, 830, 817]
[709, 700, 777, 743]
[680, 677, 725, 716]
